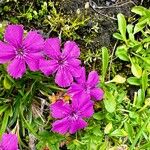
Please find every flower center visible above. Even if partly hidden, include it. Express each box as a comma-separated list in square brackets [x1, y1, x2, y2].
[70, 111, 78, 120]
[82, 83, 90, 93]
[58, 56, 66, 66]
[17, 48, 24, 56]
[58, 59, 64, 65]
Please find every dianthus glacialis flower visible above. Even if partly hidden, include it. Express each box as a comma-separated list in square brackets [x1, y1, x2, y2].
[0, 25, 44, 78]
[39, 38, 81, 87]
[0, 133, 18, 150]
[68, 67, 104, 101]
[50, 96, 94, 134]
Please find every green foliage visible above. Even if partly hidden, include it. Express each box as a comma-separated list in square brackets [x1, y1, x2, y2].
[114, 6, 150, 86]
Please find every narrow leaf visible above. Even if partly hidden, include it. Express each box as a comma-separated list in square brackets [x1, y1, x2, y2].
[102, 47, 109, 82]
[117, 13, 127, 41]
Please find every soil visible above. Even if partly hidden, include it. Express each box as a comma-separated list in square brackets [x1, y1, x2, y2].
[60, 0, 149, 49]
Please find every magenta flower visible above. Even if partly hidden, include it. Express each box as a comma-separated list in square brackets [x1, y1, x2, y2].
[50, 96, 94, 134]
[0, 133, 18, 150]
[39, 38, 81, 87]
[0, 25, 44, 78]
[68, 67, 104, 101]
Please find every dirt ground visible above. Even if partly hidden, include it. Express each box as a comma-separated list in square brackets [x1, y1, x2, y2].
[60, 0, 149, 49]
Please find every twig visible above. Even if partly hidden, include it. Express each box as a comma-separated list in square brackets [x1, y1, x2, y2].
[90, 0, 135, 9]
[89, 0, 136, 20]
[140, 0, 144, 5]
[89, 0, 117, 20]
[29, 134, 36, 150]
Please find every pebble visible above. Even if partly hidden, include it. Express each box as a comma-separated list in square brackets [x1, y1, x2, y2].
[85, 2, 90, 9]
[106, 1, 111, 6]
[106, 0, 116, 6]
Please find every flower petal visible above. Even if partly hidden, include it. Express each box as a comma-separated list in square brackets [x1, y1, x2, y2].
[69, 118, 87, 134]
[72, 96, 94, 118]
[62, 41, 80, 58]
[75, 67, 86, 84]
[67, 58, 81, 77]
[4, 25, 23, 48]
[67, 58, 81, 66]
[67, 83, 84, 98]
[0, 133, 18, 150]
[87, 71, 99, 87]
[25, 52, 43, 71]
[23, 31, 44, 52]
[55, 67, 73, 87]
[0, 41, 15, 63]
[39, 59, 58, 76]
[52, 117, 70, 134]
[7, 57, 26, 78]
[44, 38, 61, 59]
[50, 100, 71, 119]
[90, 88, 104, 101]
[68, 65, 81, 78]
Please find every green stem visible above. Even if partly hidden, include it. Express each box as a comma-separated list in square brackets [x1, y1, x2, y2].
[49, 85, 65, 91]
[20, 111, 40, 139]
[130, 116, 150, 150]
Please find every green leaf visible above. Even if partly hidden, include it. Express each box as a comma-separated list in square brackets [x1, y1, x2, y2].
[117, 13, 127, 41]
[130, 58, 142, 78]
[142, 70, 148, 92]
[146, 123, 150, 133]
[124, 122, 134, 143]
[127, 24, 134, 34]
[143, 36, 150, 43]
[130, 116, 150, 150]
[113, 33, 123, 40]
[131, 6, 150, 16]
[99, 142, 108, 150]
[0, 105, 9, 115]
[139, 142, 150, 150]
[111, 75, 126, 84]
[0, 108, 12, 136]
[127, 77, 141, 86]
[136, 89, 145, 107]
[93, 112, 104, 120]
[142, 57, 150, 66]
[104, 122, 113, 134]
[3, 76, 12, 89]
[101, 47, 109, 82]
[37, 131, 64, 150]
[110, 129, 128, 137]
[133, 17, 149, 34]
[127, 24, 135, 41]
[115, 45, 129, 61]
[104, 91, 116, 113]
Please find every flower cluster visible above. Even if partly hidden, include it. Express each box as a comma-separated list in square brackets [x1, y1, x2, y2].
[0, 25, 104, 135]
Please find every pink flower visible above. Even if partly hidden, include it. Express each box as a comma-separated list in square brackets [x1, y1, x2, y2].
[0, 25, 44, 78]
[0, 133, 18, 150]
[50, 96, 94, 134]
[68, 67, 104, 101]
[39, 38, 81, 87]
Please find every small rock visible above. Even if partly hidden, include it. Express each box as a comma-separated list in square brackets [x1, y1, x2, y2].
[106, 1, 111, 6]
[85, 2, 89, 9]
